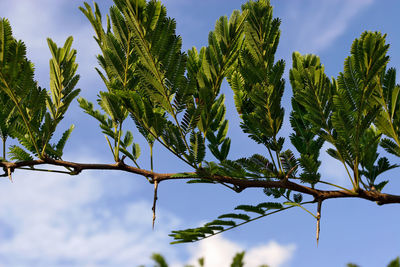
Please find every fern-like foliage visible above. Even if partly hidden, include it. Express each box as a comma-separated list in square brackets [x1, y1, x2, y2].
[290, 32, 393, 190]
[3, 0, 400, 248]
[80, 0, 249, 168]
[82, 0, 190, 166]
[375, 66, 400, 157]
[79, 0, 400, 244]
[332, 32, 387, 180]
[0, 18, 79, 161]
[0, 19, 19, 159]
[42, 37, 81, 159]
[0, 18, 39, 158]
[227, 0, 284, 155]
[170, 201, 291, 244]
[289, 53, 329, 185]
[170, 185, 310, 244]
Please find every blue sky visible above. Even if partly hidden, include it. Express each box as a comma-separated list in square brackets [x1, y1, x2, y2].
[1, 0, 400, 266]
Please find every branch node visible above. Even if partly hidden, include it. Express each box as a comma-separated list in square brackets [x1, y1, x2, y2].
[70, 167, 82, 175]
[148, 175, 157, 184]
[284, 165, 298, 181]
[117, 156, 126, 167]
[234, 186, 245, 193]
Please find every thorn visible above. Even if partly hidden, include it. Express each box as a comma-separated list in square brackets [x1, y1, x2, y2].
[316, 199, 322, 246]
[285, 165, 298, 180]
[152, 179, 159, 230]
[7, 168, 13, 183]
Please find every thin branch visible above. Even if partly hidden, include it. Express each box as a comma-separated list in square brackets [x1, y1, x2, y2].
[317, 180, 356, 194]
[150, 143, 154, 172]
[188, 200, 317, 243]
[190, 204, 299, 242]
[2, 138, 6, 161]
[219, 182, 238, 191]
[283, 195, 316, 219]
[18, 167, 73, 175]
[130, 111, 195, 168]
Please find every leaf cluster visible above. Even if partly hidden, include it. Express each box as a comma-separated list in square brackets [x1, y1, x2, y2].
[0, 18, 79, 162]
[2, 0, 400, 246]
[290, 31, 400, 192]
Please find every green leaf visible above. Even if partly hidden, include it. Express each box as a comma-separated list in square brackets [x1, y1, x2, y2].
[98, 91, 126, 124]
[231, 252, 245, 267]
[293, 193, 303, 203]
[122, 130, 133, 147]
[8, 145, 33, 161]
[55, 125, 74, 157]
[132, 142, 141, 160]
[189, 131, 205, 164]
[151, 253, 169, 267]
[257, 202, 283, 210]
[374, 180, 389, 192]
[219, 138, 231, 161]
[235, 204, 265, 215]
[205, 219, 236, 227]
[381, 138, 400, 157]
[218, 213, 251, 221]
[78, 97, 108, 125]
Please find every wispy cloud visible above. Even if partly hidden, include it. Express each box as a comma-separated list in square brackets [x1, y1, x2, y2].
[0, 157, 182, 266]
[279, 0, 374, 54]
[245, 241, 296, 267]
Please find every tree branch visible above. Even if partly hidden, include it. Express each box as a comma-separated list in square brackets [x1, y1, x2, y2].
[1, 158, 400, 205]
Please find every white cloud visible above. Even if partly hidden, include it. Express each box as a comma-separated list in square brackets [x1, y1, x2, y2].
[245, 241, 296, 267]
[184, 235, 241, 267]
[184, 235, 296, 267]
[0, 156, 296, 267]
[0, 169, 182, 266]
[281, 0, 374, 53]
